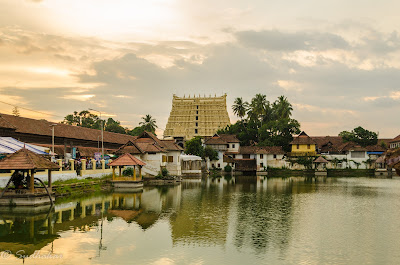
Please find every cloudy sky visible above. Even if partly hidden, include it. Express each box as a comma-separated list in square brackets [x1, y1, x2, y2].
[1, 0, 399, 137]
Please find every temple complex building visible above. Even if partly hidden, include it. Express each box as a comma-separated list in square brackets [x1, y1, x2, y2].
[163, 94, 231, 141]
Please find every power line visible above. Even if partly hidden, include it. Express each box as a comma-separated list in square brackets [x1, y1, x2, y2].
[0, 99, 64, 118]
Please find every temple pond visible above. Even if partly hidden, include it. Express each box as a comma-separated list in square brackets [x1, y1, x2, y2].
[1, 176, 400, 264]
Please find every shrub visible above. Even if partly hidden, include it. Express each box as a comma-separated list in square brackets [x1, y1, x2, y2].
[123, 167, 134, 176]
[224, 165, 232, 172]
[161, 168, 169, 176]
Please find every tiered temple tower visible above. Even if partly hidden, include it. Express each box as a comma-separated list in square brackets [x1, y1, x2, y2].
[164, 94, 231, 141]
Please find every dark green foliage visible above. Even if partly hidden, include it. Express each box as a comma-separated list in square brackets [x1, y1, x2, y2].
[224, 165, 232, 172]
[161, 168, 169, 176]
[139, 114, 157, 133]
[128, 126, 145, 136]
[105, 118, 126, 134]
[296, 156, 315, 169]
[122, 167, 134, 176]
[204, 146, 219, 161]
[218, 94, 300, 151]
[339, 126, 378, 147]
[185, 136, 204, 157]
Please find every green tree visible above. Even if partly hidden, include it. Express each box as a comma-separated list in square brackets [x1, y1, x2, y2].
[232, 97, 249, 120]
[219, 94, 300, 151]
[139, 114, 157, 133]
[105, 118, 126, 134]
[339, 126, 378, 147]
[184, 136, 204, 157]
[204, 146, 219, 161]
[128, 126, 145, 136]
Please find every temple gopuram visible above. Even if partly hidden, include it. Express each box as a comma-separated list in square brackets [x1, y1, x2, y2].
[164, 94, 231, 142]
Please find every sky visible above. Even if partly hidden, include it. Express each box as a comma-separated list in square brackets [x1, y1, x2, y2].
[0, 0, 399, 138]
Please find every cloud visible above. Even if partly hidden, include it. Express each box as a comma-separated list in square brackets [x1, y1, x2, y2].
[235, 29, 349, 51]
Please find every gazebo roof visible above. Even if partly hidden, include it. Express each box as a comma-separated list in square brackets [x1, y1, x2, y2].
[108, 153, 146, 166]
[0, 148, 60, 170]
[314, 156, 328, 163]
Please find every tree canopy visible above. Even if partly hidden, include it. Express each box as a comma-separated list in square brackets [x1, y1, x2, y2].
[62, 111, 159, 136]
[184, 136, 219, 160]
[219, 94, 300, 151]
[339, 126, 378, 147]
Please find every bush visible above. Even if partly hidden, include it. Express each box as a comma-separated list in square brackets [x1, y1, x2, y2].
[161, 168, 169, 176]
[224, 165, 232, 172]
[122, 167, 134, 176]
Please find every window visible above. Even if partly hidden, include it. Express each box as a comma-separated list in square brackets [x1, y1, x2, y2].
[273, 154, 277, 159]
[260, 154, 264, 159]
[232, 144, 235, 148]
[243, 154, 250, 159]
[196, 116, 198, 120]
[307, 144, 310, 149]
[297, 144, 299, 149]
[196, 111, 198, 114]
[162, 155, 167, 162]
[168, 156, 174, 163]
[195, 129, 198, 134]
[226, 144, 229, 148]
[196, 122, 198, 126]
[260, 163, 264, 168]
[196, 105, 199, 109]
[233, 154, 236, 158]
[218, 163, 220, 168]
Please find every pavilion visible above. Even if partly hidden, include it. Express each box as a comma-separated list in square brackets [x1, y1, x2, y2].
[0, 148, 59, 206]
[109, 153, 146, 189]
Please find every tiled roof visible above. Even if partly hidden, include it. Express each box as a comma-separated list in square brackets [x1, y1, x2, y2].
[114, 141, 144, 155]
[108, 153, 146, 166]
[0, 113, 137, 145]
[389, 135, 400, 143]
[0, 148, 60, 170]
[0, 115, 16, 130]
[290, 131, 316, 145]
[239, 146, 284, 154]
[314, 156, 328, 163]
[205, 134, 240, 145]
[161, 140, 184, 151]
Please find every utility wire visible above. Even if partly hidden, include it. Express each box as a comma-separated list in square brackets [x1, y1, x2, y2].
[0, 99, 64, 118]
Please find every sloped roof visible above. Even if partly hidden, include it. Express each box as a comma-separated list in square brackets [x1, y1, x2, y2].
[114, 141, 144, 155]
[108, 153, 146, 166]
[314, 156, 328, 163]
[0, 113, 137, 145]
[390, 135, 400, 143]
[161, 140, 184, 151]
[0, 148, 60, 170]
[205, 134, 240, 145]
[239, 146, 285, 155]
[290, 131, 316, 145]
[0, 115, 16, 130]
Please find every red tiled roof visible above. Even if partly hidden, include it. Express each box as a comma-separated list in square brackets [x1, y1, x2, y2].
[0, 113, 137, 145]
[0, 148, 60, 170]
[239, 146, 284, 154]
[314, 156, 328, 163]
[108, 153, 146, 166]
[389, 135, 400, 143]
[114, 141, 144, 155]
[205, 134, 240, 145]
[161, 140, 184, 151]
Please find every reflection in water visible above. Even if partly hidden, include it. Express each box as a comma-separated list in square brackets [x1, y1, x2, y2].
[2, 176, 400, 264]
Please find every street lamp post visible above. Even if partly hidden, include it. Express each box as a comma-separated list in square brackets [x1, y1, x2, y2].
[49, 124, 57, 160]
[89, 108, 104, 159]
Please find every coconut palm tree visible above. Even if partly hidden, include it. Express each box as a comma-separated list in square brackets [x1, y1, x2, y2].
[272, 95, 293, 120]
[232, 97, 249, 120]
[139, 114, 158, 133]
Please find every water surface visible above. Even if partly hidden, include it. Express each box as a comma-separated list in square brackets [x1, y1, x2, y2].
[1, 176, 400, 265]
